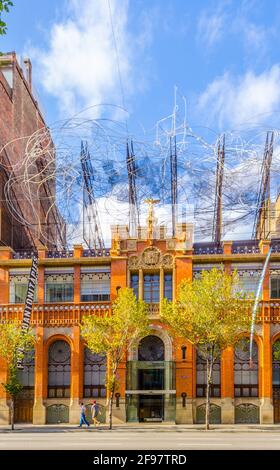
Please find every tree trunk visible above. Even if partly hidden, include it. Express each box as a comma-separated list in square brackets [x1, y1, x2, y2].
[108, 388, 114, 430]
[205, 348, 214, 431]
[108, 363, 118, 430]
[10, 398, 14, 431]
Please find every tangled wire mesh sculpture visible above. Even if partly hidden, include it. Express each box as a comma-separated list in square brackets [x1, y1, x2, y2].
[2, 103, 280, 249]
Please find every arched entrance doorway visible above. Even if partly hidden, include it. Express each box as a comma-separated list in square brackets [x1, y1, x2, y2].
[138, 335, 165, 422]
[126, 333, 175, 423]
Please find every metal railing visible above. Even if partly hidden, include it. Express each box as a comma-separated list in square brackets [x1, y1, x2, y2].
[231, 240, 260, 254]
[12, 249, 38, 259]
[82, 249, 110, 257]
[193, 243, 223, 255]
[47, 250, 74, 258]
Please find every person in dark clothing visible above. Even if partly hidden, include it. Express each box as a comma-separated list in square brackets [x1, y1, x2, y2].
[91, 401, 100, 426]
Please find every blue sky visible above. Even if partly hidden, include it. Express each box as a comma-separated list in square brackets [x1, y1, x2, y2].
[2, 0, 280, 133]
[2, 0, 280, 243]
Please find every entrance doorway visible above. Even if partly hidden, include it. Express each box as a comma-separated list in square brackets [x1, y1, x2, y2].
[139, 395, 163, 422]
[126, 334, 175, 423]
[15, 393, 34, 423]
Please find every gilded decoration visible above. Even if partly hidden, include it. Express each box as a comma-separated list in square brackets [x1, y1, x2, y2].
[128, 247, 174, 270]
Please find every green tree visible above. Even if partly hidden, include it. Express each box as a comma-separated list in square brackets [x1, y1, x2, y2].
[81, 287, 149, 429]
[0, 1, 13, 35]
[0, 322, 35, 430]
[161, 268, 252, 430]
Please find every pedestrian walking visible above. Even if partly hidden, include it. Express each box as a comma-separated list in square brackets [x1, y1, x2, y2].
[91, 400, 100, 426]
[78, 402, 90, 428]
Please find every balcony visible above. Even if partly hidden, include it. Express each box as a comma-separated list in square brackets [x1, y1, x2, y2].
[0, 300, 278, 325]
[0, 302, 111, 326]
[262, 301, 280, 322]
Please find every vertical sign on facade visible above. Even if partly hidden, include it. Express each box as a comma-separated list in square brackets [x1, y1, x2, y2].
[17, 254, 38, 369]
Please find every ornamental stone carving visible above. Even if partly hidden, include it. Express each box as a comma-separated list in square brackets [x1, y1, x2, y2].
[142, 247, 161, 266]
[128, 255, 139, 269]
[128, 247, 174, 270]
[162, 254, 173, 268]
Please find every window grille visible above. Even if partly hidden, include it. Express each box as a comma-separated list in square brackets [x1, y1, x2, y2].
[234, 338, 258, 397]
[80, 272, 110, 301]
[83, 348, 106, 398]
[196, 347, 221, 397]
[48, 340, 71, 398]
[144, 274, 160, 303]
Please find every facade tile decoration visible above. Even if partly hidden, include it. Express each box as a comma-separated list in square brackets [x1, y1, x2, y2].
[231, 240, 260, 254]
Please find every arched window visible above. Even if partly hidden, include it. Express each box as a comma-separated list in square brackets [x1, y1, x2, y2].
[138, 335, 165, 361]
[83, 348, 106, 398]
[196, 346, 221, 397]
[234, 338, 258, 397]
[48, 340, 71, 398]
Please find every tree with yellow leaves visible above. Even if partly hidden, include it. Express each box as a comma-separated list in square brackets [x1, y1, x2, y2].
[0, 322, 35, 430]
[161, 268, 252, 430]
[81, 287, 149, 429]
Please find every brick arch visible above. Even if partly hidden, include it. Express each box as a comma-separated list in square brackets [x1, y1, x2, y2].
[128, 325, 173, 361]
[271, 331, 280, 346]
[234, 332, 263, 351]
[44, 333, 73, 353]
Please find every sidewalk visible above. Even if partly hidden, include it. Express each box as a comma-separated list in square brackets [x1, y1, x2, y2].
[1, 423, 280, 433]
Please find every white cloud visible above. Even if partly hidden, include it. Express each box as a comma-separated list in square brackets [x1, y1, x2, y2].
[197, 65, 280, 129]
[196, 1, 274, 60]
[28, 0, 151, 118]
[243, 22, 267, 51]
[197, 9, 226, 48]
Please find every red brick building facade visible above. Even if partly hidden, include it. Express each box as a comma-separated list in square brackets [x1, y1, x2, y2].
[0, 52, 65, 250]
[0, 216, 279, 426]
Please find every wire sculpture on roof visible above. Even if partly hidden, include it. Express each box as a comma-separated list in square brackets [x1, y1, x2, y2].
[1, 100, 280, 249]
